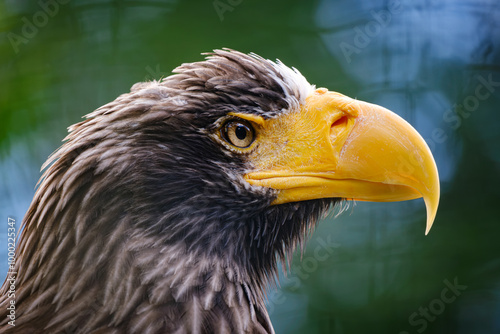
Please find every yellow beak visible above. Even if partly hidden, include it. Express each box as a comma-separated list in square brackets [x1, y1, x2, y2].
[244, 89, 440, 234]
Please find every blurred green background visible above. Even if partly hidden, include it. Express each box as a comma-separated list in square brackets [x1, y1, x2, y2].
[1, 0, 499, 333]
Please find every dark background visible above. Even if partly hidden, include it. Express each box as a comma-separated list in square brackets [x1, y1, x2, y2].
[1, 0, 499, 333]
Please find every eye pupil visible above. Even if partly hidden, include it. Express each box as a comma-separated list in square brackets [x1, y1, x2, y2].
[235, 125, 247, 140]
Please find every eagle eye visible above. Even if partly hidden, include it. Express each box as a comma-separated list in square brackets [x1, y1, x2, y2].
[221, 120, 255, 148]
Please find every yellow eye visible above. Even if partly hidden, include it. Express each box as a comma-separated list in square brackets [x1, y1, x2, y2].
[221, 120, 255, 148]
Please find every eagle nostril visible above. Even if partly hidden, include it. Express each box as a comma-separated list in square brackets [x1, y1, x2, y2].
[330, 114, 350, 142]
[331, 115, 348, 129]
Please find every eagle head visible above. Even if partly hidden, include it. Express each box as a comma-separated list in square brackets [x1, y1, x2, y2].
[0, 49, 439, 333]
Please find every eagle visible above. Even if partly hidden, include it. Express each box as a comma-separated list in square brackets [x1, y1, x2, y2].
[0, 49, 439, 333]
